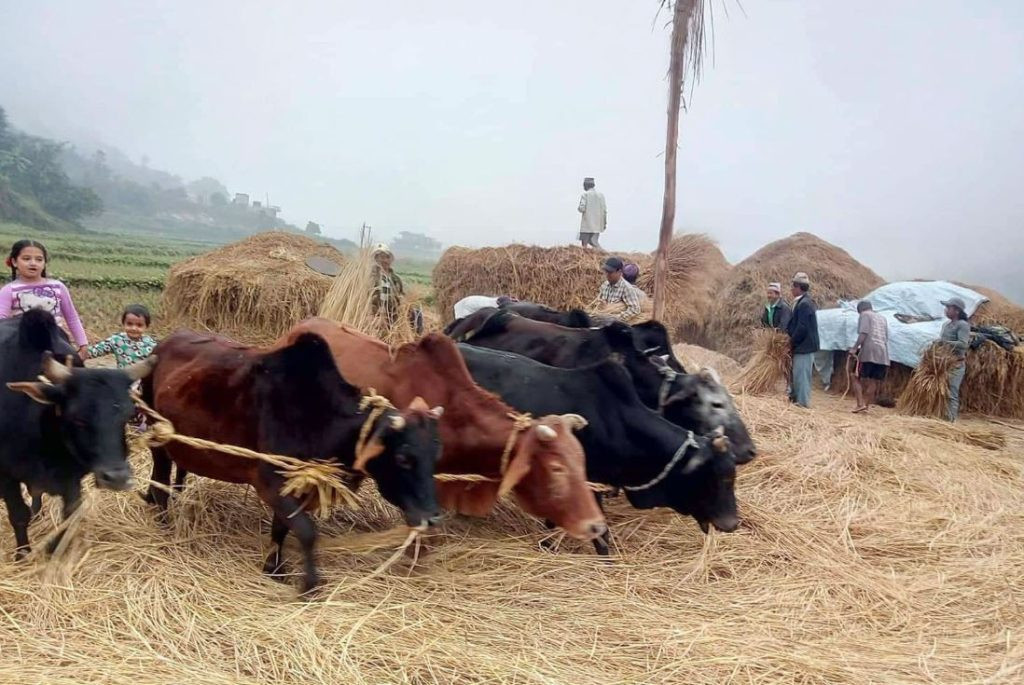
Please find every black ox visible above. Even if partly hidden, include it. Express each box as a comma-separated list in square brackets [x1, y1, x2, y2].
[0, 310, 154, 559]
[458, 344, 739, 554]
[452, 309, 755, 463]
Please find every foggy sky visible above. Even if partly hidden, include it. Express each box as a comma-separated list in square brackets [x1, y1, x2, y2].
[2, 1, 1022, 302]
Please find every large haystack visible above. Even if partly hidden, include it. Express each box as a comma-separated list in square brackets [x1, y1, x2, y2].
[707, 232, 885, 363]
[164, 232, 345, 342]
[432, 233, 729, 343]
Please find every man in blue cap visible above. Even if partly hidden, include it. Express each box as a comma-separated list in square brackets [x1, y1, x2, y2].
[592, 256, 643, 321]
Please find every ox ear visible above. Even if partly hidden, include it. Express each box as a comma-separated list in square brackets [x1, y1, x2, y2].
[7, 381, 63, 405]
[430, 406, 444, 419]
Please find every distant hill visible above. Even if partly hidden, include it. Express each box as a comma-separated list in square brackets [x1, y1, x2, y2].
[0, 105, 99, 232]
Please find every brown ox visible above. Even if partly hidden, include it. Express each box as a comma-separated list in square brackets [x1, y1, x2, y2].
[141, 330, 443, 594]
[283, 319, 606, 542]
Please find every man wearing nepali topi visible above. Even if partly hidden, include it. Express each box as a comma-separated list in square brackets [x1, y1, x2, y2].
[577, 177, 607, 249]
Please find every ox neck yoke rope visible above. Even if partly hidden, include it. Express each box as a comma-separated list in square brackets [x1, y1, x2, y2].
[354, 390, 398, 471]
[622, 431, 697, 492]
[499, 412, 535, 474]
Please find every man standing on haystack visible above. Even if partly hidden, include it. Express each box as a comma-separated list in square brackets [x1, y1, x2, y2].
[761, 282, 792, 330]
[939, 297, 971, 422]
[577, 177, 607, 249]
[787, 272, 819, 408]
[592, 256, 644, 322]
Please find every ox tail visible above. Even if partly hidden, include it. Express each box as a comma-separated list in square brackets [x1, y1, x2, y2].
[565, 309, 592, 328]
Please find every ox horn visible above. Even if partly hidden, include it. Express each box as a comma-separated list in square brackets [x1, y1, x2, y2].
[560, 414, 588, 431]
[535, 424, 558, 442]
[681, 449, 710, 475]
[389, 415, 407, 431]
[42, 352, 72, 384]
[699, 367, 722, 385]
[430, 406, 445, 418]
[125, 355, 158, 381]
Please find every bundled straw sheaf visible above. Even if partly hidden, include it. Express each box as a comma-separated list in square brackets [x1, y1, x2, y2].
[895, 344, 960, 417]
[2, 393, 1022, 684]
[163, 232, 346, 343]
[432, 234, 729, 343]
[707, 232, 884, 363]
[897, 341, 1024, 420]
[319, 247, 425, 346]
[735, 329, 792, 395]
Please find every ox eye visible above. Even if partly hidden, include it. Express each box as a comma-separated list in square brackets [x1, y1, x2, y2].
[549, 463, 568, 476]
[395, 453, 411, 468]
[712, 401, 726, 409]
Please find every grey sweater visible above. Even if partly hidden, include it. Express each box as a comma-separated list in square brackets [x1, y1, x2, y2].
[940, 319, 970, 359]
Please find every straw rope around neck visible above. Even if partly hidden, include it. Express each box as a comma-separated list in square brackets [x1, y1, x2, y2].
[500, 411, 536, 474]
[354, 389, 398, 465]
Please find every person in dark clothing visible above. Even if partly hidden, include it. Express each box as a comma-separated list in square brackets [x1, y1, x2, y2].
[761, 282, 793, 330]
[786, 272, 820, 408]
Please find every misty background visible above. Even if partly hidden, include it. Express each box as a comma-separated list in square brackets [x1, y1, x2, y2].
[1, 0, 1021, 301]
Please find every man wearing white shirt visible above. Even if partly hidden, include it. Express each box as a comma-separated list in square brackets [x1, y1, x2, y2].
[577, 177, 607, 249]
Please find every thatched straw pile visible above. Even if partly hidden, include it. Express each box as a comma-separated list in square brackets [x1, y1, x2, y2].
[735, 329, 793, 395]
[318, 247, 426, 346]
[2, 392, 1022, 683]
[672, 343, 743, 381]
[164, 232, 346, 343]
[706, 233, 884, 363]
[432, 234, 729, 343]
[968, 284, 1024, 333]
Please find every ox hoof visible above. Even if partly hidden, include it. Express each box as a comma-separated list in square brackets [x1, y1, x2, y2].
[262, 552, 288, 580]
[298, 576, 322, 598]
[13, 547, 30, 562]
[139, 488, 157, 505]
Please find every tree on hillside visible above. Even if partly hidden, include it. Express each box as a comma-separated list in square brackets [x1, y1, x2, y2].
[305, 221, 322, 235]
[187, 176, 229, 204]
[210, 191, 227, 207]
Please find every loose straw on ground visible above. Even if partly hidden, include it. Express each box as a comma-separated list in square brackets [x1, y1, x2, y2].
[2, 392, 1021, 683]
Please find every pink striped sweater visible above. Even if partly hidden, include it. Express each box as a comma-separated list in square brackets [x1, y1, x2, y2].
[0, 279, 88, 347]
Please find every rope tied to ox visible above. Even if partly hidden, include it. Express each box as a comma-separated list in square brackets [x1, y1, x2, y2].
[131, 392, 363, 517]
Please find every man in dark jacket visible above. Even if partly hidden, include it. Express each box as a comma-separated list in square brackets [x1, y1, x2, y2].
[786, 272, 820, 408]
[761, 282, 792, 330]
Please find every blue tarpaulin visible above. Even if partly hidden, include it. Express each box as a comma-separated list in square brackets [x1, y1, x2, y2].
[816, 281, 988, 368]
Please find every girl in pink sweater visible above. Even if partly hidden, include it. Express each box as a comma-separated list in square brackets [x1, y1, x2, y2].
[0, 239, 89, 358]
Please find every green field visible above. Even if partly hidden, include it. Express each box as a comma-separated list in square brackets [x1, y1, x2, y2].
[0, 222, 436, 339]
